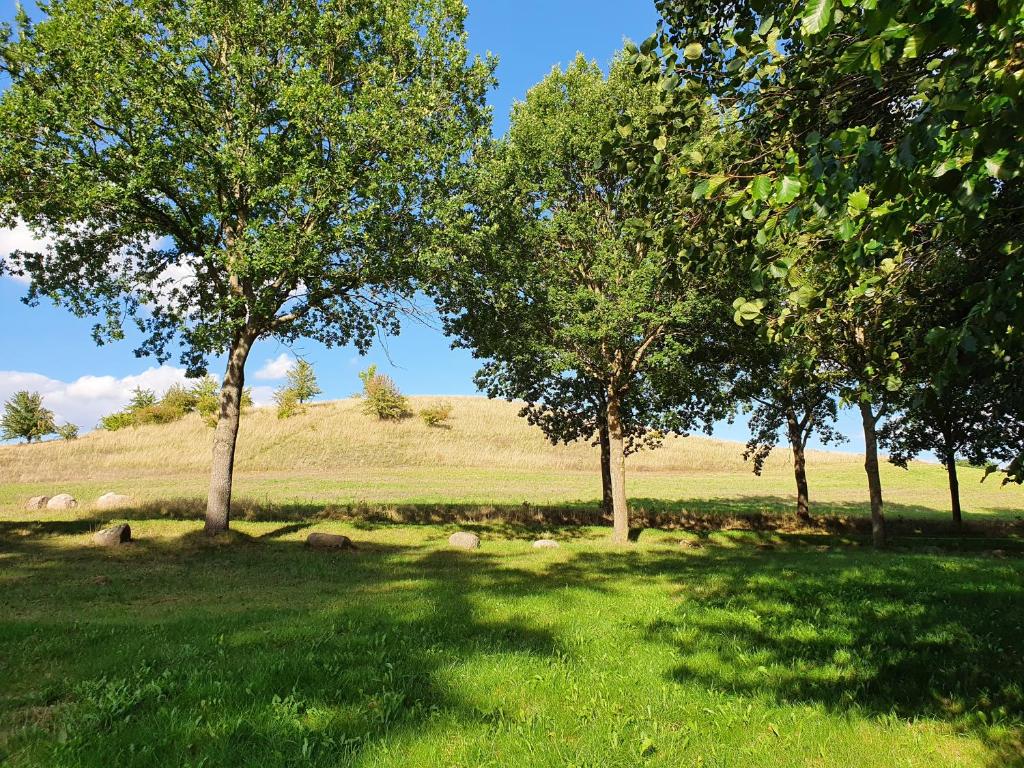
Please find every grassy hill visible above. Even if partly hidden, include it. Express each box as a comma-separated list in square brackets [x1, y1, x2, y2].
[2, 395, 1021, 523]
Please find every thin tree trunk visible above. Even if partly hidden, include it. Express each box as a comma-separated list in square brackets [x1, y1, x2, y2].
[205, 329, 254, 535]
[606, 388, 629, 545]
[599, 419, 613, 516]
[858, 401, 886, 548]
[945, 455, 963, 529]
[786, 408, 811, 523]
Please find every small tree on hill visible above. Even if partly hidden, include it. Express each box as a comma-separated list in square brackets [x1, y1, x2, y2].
[359, 365, 412, 421]
[1, 391, 56, 443]
[287, 360, 322, 405]
[56, 423, 79, 441]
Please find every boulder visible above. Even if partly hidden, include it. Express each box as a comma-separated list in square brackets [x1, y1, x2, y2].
[533, 539, 559, 549]
[96, 492, 132, 509]
[448, 531, 480, 550]
[93, 523, 131, 547]
[306, 532, 356, 550]
[25, 496, 50, 510]
[678, 539, 703, 550]
[46, 494, 77, 510]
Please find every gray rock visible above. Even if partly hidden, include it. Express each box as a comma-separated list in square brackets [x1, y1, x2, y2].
[25, 496, 50, 510]
[93, 523, 131, 546]
[448, 531, 480, 550]
[306, 532, 356, 550]
[46, 494, 77, 510]
[96, 492, 132, 509]
[533, 539, 559, 549]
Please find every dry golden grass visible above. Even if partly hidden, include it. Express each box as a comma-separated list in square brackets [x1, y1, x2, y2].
[0, 396, 859, 479]
[1, 396, 1022, 520]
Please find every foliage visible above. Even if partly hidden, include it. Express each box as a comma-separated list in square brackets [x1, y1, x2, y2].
[625, 0, 1024, 479]
[274, 388, 302, 420]
[358, 366, 412, 421]
[1, 390, 56, 443]
[274, 359, 321, 418]
[99, 411, 137, 432]
[55, 423, 79, 441]
[285, 360, 321, 405]
[419, 402, 453, 427]
[435, 54, 744, 541]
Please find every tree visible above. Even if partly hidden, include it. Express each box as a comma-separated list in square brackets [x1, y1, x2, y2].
[56, 423, 80, 441]
[0, 0, 493, 533]
[629, 0, 1024, 488]
[738, 352, 843, 522]
[285, 359, 321, 405]
[1, 391, 56, 443]
[358, 365, 412, 421]
[436, 55, 740, 543]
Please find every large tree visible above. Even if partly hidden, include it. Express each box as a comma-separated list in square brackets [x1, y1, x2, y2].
[0, 0, 492, 533]
[436, 55, 739, 543]
[627, 0, 1024, 488]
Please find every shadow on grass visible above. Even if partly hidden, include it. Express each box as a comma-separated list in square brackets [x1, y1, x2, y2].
[1, 527, 1023, 766]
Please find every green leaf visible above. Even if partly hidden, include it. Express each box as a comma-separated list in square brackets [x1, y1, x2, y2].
[749, 175, 772, 201]
[653, 134, 668, 152]
[984, 149, 1011, 180]
[848, 188, 870, 212]
[691, 178, 709, 201]
[683, 42, 703, 60]
[706, 175, 729, 197]
[801, 0, 834, 36]
[776, 176, 802, 205]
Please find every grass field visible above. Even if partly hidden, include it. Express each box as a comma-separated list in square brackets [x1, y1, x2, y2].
[2, 397, 1024, 766]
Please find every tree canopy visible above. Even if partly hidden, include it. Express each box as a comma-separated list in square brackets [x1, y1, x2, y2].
[0, 0, 494, 531]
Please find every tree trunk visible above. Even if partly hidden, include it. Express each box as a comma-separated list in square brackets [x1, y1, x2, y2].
[599, 419, 613, 516]
[786, 408, 811, 523]
[858, 401, 886, 548]
[606, 388, 629, 545]
[205, 330, 254, 535]
[945, 455, 963, 529]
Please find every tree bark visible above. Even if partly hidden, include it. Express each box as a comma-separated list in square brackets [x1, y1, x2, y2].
[205, 329, 254, 535]
[858, 401, 887, 548]
[945, 454, 963, 529]
[786, 407, 811, 523]
[606, 388, 629, 545]
[599, 419, 613, 516]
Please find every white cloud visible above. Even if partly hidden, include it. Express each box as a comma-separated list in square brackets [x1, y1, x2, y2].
[0, 221, 53, 284]
[253, 353, 294, 381]
[248, 386, 276, 407]
[0, 365, 191, 431]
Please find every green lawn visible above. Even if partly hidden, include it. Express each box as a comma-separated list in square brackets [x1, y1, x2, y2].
[2, 517, 1022, 767]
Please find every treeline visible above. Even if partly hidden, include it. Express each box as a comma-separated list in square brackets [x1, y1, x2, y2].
[0, 0, 1019, 542]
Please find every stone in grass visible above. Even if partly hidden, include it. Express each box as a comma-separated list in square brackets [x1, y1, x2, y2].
[26, 496, 50, 510]
[46, 493, 77, 510]
[533, 539, 559, 549]
[93, 523, 131, 547]
[678, 538, 703, 550]
[306, 532, 356, 550]
[96, 492, 132, 509]
[448, 531, 480, 550]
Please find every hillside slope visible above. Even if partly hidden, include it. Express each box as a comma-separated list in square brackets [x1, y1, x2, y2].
[1, 396, 1022, 519]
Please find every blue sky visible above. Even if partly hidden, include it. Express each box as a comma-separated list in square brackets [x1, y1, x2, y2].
[0, 0, 866, 455]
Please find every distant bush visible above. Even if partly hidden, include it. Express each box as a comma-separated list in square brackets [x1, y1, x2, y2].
[99, 411, 137, 431]
[1, 390, 56, 443]
[419, 403, 453, 427]
[358, 365, 411, 421]
[99, 377, 253, 430]
[274, 388, 301, 420]
[56, 423, 79, 441]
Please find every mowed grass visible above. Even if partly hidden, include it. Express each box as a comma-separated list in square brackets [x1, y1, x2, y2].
[1, 396, 1022, 522]
[1, 519, 1023, 767]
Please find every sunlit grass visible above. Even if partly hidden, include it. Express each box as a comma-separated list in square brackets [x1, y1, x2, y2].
[1, 519, 1022, 766]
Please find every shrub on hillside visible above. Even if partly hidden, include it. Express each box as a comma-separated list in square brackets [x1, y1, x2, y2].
[99, 411, 136, 431]
[419, 403, 453, 427]
[273, 359, 321, 419]
[56, 423, 79, 440]
[274, 388, 302, 419]
[358, 365, 411, 421]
